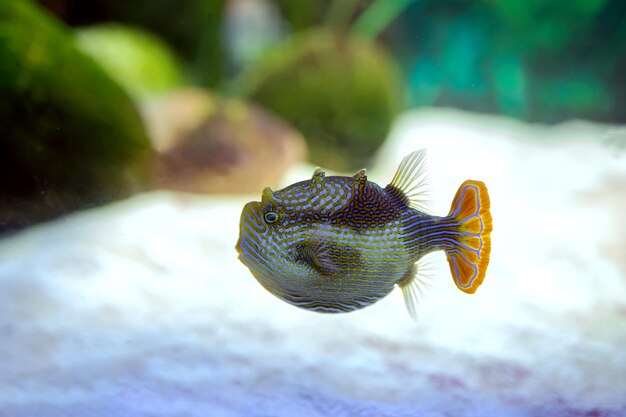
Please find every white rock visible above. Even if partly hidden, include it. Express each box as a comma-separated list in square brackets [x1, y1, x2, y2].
[1, 109, 625, 417]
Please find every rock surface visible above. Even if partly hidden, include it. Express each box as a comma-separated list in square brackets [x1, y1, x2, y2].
[1, 109, 625, 416]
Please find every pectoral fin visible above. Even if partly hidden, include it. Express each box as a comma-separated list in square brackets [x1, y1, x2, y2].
[296, 227, 337, 273]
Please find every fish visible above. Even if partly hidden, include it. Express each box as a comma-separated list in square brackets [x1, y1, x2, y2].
[236, 150, 492, 317]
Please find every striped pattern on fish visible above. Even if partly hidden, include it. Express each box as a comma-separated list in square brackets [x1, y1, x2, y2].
[236, 150, 492, 317]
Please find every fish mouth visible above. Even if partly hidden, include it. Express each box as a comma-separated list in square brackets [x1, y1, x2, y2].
[236, 200, 263, 258]
[235, 234, 244, 255]
[235, 241, 243, 261]
[235, 236, 258, 260]
[235, 226, 250, 258]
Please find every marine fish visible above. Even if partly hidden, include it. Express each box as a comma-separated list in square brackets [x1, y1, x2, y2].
[236, 150, 492, 317]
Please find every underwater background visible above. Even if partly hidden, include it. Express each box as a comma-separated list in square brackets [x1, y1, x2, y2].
[1, 1, 625, 416]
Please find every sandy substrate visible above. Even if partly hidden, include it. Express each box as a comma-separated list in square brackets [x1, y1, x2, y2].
[1, 109, 625, 417]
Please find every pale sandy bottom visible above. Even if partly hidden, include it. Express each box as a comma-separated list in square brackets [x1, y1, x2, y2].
[1, 109, 625, 417]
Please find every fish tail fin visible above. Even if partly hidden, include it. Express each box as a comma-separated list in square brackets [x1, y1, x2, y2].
[444, 180, 492, 294]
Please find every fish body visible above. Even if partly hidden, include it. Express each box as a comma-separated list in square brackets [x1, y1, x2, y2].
[236, 151, 492, 316]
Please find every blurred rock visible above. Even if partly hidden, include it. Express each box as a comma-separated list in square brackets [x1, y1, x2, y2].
[240, 29, 402, 171]
[40, 0, 225, 61]
[223, 0, 285, 73]
[76, 23, 185, 99]
[40, 0, 227, 88]
[141, 89, 307, 194]
[0, 0, 152, 233]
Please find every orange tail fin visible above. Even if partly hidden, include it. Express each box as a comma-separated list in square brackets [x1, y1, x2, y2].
[445, 180, 492, 294]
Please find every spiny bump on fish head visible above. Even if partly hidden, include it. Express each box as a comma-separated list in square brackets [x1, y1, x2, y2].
[311, 168, 326, 185]
[259, 188, 283, 226]
[261, 187, 277, 206]
[351, 168, 368, 193]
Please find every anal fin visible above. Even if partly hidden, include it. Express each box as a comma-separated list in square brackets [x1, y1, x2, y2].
[397, 258, 433, 320]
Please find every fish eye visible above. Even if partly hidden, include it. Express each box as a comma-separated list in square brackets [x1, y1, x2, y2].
[264, 212, 278, 224]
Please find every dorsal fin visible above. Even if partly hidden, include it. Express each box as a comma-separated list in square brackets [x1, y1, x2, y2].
[386, 150, 429, 212]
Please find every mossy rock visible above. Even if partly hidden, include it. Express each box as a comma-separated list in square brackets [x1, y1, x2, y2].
[49, 0, 226, 87]
[0, 0, 152, 232]
[240, 29, 403, 171]
[52, 0, 224, 62]
[141, 89, 307, 194]
[76, 24, 185, 99]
